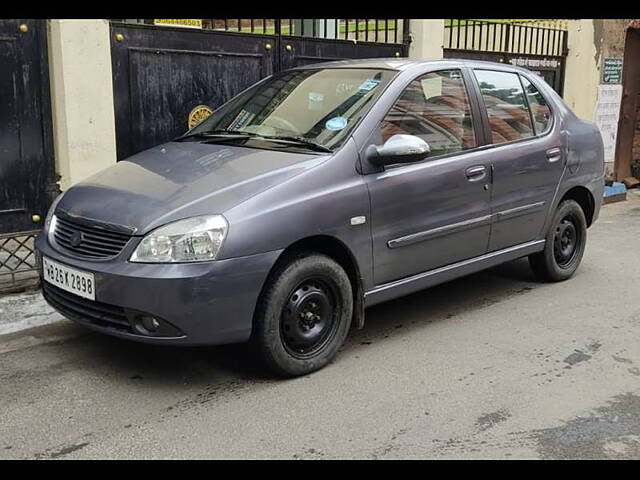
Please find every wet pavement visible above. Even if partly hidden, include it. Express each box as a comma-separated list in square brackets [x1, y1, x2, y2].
[0, 289, 63, 335]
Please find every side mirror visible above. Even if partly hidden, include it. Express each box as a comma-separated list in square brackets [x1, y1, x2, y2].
[366, 134, 430, 167]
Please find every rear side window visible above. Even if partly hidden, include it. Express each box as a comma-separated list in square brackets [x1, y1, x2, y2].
[521, 75, 552, 134]
[474, 70, 534, 145]
[380, 69, 476, 158]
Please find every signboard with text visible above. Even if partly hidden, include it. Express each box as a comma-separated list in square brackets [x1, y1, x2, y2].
[153, 19, 202, 29]
[593, 84, 623, 163]
[602, 58, 623, 84]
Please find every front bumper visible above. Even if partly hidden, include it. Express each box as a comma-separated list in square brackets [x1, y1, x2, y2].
[35, 233, 282, 346]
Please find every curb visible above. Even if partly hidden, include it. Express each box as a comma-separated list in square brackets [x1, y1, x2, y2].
[603, 182, 627, 205]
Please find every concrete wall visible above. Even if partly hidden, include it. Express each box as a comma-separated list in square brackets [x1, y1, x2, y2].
[563, 20, 601, 122]
[409, 20, 444, 60]
[47, 19, 117, 191]
[562, 20, 632, 176]
[599, 19, 629, 60]
[597, 20, 629, 176]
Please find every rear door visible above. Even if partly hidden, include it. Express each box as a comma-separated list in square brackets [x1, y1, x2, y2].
[365, 68, 492, 285]
[470, 69, 566, 252]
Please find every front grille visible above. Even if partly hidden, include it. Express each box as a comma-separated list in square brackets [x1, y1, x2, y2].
[42, 282, 133, 333]
[53, 215, 131, 259]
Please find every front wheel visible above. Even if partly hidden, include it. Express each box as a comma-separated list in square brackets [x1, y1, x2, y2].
[529, 199, 587, 282]
[252, 253, 353, 377]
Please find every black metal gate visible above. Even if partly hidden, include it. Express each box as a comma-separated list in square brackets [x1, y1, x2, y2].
[0, 19, 56, 290]
[0, 19, 56, 233]
[110, 19, 409, 159]
[443, 20, 568, 95]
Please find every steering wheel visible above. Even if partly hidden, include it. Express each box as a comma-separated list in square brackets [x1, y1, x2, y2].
[265, 116, 301, 135]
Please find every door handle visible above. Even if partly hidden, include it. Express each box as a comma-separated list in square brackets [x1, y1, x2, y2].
[546, 147, 562, 163]
[465, 165, 486, 181]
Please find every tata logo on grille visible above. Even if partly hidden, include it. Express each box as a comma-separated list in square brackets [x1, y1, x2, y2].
[70, 231, 84, 247]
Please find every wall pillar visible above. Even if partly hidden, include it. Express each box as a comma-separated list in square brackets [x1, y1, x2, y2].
[563, 20, 601, 122]
[47, 19, 117, 191]
[408, 20, 444, 60]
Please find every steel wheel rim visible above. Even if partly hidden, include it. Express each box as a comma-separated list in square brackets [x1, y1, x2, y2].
[280, 277, 339, 358]
[553, 214, 580, 267]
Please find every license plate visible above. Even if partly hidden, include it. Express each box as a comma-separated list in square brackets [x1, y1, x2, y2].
[42, 256, 96, 300]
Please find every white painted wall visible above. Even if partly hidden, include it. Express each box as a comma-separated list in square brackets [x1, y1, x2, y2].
[563, 20, 601, 122]
[47, 19, 117, 191]
[409, 20, 444, 60]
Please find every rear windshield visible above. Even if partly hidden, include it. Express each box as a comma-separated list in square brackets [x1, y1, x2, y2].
[189, 68, 397, 150]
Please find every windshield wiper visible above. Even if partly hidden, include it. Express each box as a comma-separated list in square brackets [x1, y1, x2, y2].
[175, 129, 257, 141]
[175, 131, 333, 153]
[258, 136, 333, 153]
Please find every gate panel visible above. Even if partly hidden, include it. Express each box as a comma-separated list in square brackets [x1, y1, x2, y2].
[110, 24, 276, 159]
[443, 20, 567, 95]
[280, 36, 404, 70]
[0, 19, 56, 234]
[110, 20, 411, 160]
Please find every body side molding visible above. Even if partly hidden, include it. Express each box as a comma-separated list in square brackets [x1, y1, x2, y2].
[365, 239, 545, 307]
[495, 201, 546, 222]
[387, 215, 492, 249]
[388, 204, 545, 250]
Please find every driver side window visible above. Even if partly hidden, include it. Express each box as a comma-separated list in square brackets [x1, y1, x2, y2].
[380, 69, 477, 158]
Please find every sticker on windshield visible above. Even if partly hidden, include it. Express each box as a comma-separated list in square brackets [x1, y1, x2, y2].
[358, 78, 381, 92]
[308, 92, 325, 111]
[325, 117, 348, 131]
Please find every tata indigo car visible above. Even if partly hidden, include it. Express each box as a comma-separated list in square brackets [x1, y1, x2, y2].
[36, 59, 604, 376]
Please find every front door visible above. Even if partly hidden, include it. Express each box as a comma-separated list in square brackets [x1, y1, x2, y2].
[366, 69, 492, 285]
[471, 69, 566, 252]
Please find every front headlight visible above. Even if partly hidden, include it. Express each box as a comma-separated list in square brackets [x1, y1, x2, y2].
[44, 193, 64, 231]
[45, 192, 65, 243]
[130, 215, 228, 263]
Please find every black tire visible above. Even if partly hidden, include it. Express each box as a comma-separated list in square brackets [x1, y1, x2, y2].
[252, 252, 353, 377]
[529, 199, 587, 282]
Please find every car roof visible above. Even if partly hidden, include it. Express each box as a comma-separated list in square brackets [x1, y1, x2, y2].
[293, 57, 534, 75]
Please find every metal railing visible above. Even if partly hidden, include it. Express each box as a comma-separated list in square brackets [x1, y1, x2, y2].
[112, 19, 407, 44]
[444, 19, 568, 57]
[0, 230, 40, 293]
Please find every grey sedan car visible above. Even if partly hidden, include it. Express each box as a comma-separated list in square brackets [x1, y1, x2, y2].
[36, 59, 604, 376]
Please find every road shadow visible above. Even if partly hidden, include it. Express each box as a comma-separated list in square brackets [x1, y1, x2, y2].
[12, 257, 540, 388]
[348, 257, 538, 346]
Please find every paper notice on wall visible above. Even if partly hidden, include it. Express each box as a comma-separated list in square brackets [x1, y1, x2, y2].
[593, 84, 623, 163]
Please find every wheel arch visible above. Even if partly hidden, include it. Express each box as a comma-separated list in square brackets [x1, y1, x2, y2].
[253, 235, 366, 333]
[559, 186, 596, 227]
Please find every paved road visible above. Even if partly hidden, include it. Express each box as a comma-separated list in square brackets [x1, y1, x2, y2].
[2, 193, 640, 459]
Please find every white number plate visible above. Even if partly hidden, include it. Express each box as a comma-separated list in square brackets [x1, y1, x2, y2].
[43, 256, 95, 300]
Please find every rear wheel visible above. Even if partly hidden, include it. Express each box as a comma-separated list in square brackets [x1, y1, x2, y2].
[252, 253, 353, 377]
[529, 199, 587, 282]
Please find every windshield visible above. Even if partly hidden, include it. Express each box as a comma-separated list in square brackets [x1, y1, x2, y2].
[188, 68, 397, 151]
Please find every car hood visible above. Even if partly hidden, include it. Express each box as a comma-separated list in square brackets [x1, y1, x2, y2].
[57, 142, 328, 235]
